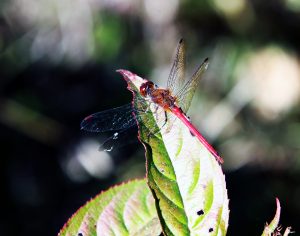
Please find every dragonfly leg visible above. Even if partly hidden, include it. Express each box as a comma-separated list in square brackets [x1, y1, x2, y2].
[154, 110, 173, 135]
[160, 111, 168, 130]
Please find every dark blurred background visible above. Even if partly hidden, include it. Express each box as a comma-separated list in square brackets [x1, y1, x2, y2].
[1, 0, 300, 235]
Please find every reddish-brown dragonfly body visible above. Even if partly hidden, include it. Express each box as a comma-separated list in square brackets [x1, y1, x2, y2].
[140, 80, 224, 164]
[140, 81, 176, 111]
[81, 39, 223, 164]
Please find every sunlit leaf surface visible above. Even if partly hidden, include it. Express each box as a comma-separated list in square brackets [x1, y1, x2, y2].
[119, 70, 229, 236]
[58, 179, 161, 236]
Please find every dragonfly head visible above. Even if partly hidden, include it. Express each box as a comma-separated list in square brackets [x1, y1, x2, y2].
[140, 81, 155, 97]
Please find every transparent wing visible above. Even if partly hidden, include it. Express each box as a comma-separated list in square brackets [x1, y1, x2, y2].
[99, 125, 139, 151]
[167, 39, 186, 96]
[176, 58, 209, 113]
[80, 103, 136, 132]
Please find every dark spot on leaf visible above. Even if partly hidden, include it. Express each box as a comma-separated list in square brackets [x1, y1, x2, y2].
[209, 228, 213, 233]
[197, 209, 204, 215]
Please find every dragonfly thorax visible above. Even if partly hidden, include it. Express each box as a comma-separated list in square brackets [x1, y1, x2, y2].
[140, 81, 177, 110]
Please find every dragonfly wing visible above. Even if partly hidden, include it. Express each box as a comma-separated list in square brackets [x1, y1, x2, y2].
[99, 125, 138, 151]
[80, 103, 136, 132]
[167, 39, 186, 96]
[176, 58, 209, 113]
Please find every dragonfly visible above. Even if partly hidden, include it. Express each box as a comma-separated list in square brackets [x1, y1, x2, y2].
[81, 39, 223, 164]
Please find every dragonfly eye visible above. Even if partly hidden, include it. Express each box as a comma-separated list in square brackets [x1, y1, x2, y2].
[140, 81, 154, 97]
[140, 83, 147, 97]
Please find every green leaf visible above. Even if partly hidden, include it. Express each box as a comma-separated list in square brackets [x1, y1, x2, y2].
[261, 198, 281, 236]
[58, 179, 161, 236]
[119, 70, 229, 236]
[261, 198, 293, 236]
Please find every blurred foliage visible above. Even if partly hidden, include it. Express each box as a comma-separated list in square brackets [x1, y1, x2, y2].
[93, 13, 126, 62]
[0, 0, 300, 235]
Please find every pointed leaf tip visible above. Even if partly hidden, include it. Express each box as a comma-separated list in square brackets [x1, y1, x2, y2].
[261, 198, 281, 236]
[261, 198, 293, 236]
[116, 69, 138, 82]
[116, 69, 133, 75]
[116, 69, 127, 76]
[203, 58, 209, 69]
